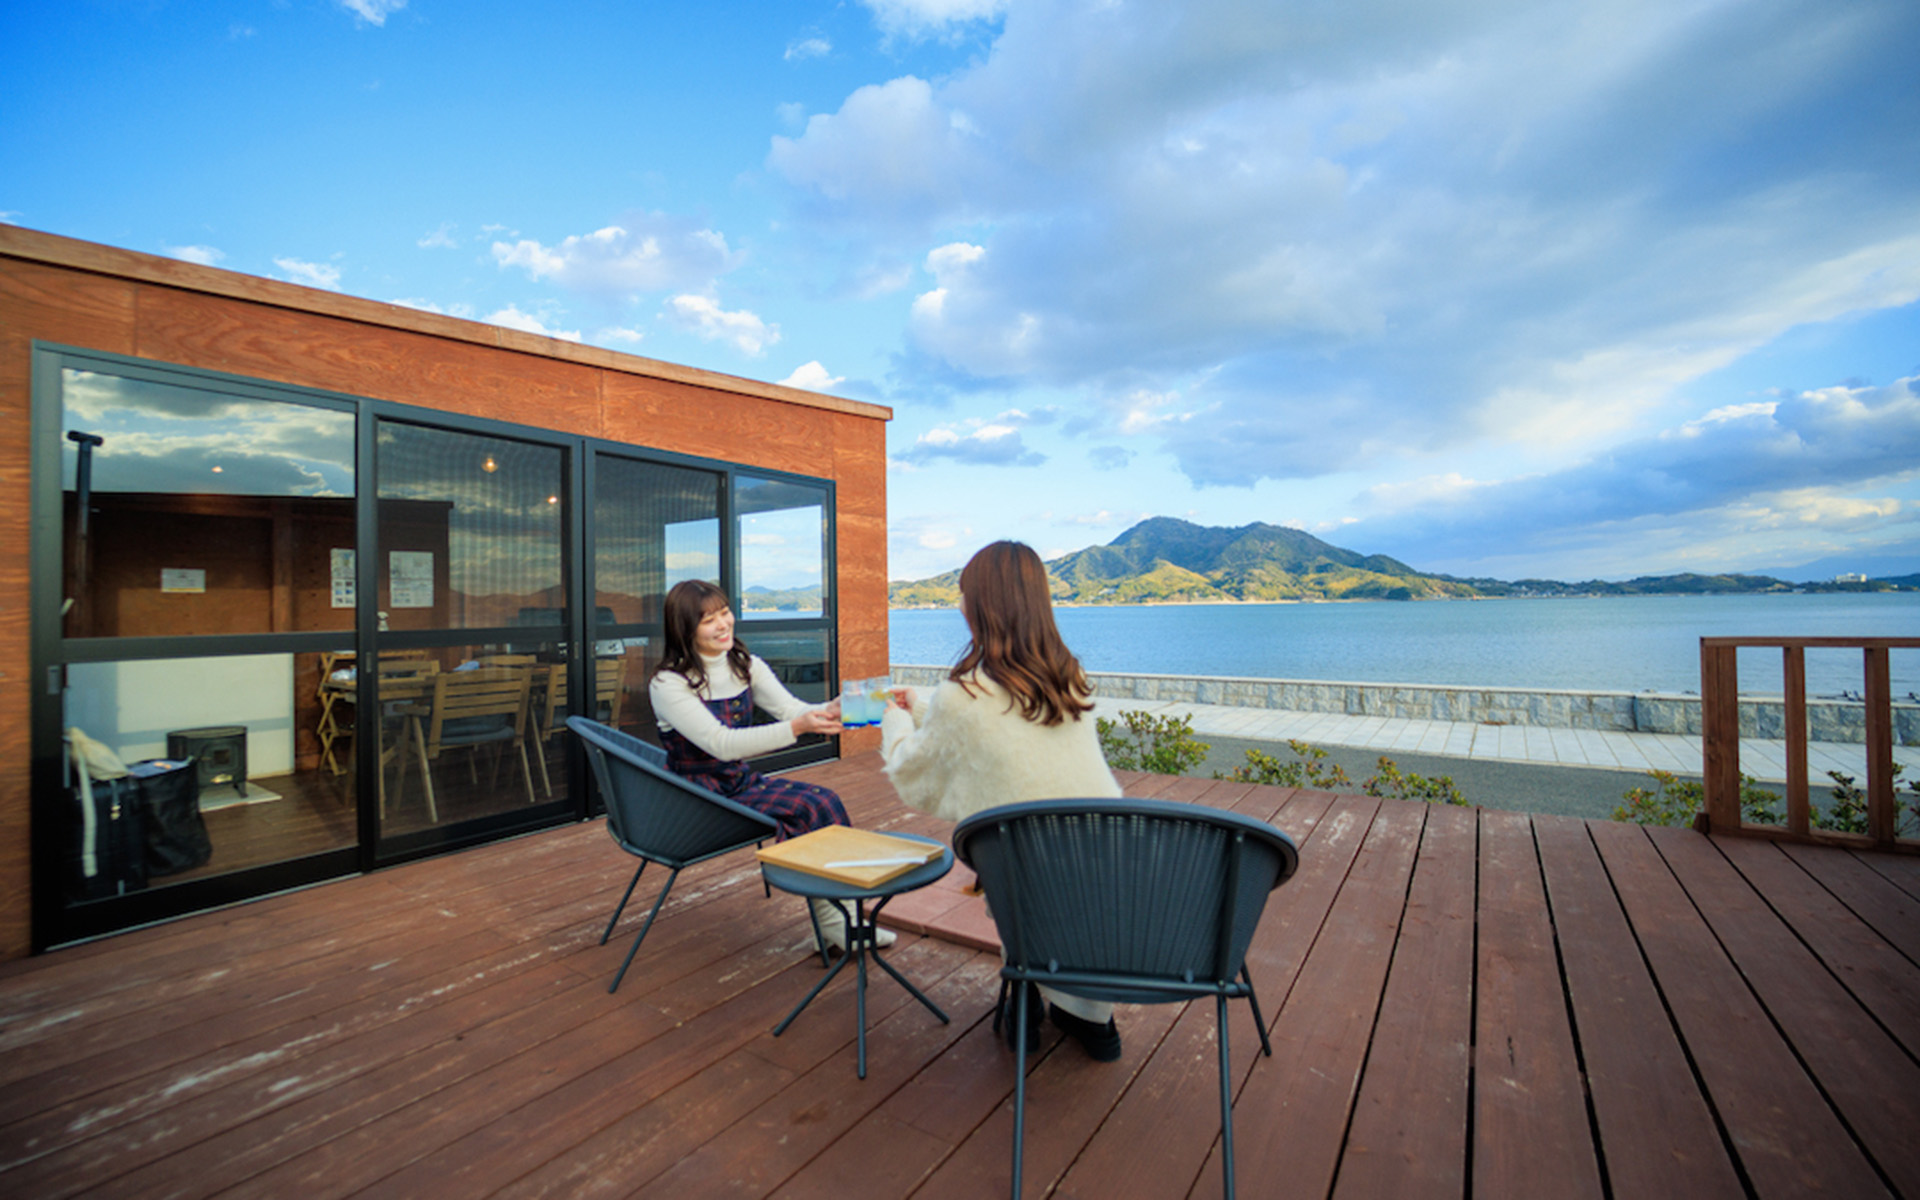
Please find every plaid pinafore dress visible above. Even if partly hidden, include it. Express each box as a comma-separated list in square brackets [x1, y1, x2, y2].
[658, 691, 849, 841]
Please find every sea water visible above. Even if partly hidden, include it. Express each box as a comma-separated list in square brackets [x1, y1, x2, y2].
[889, 593, 1920, 698]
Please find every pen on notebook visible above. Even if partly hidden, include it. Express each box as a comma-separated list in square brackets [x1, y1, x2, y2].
[823, 856, 927, 868]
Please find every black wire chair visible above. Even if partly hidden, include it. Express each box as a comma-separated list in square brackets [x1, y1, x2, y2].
[953, 797, 1300, 1200]
[568, 716, 778, 993]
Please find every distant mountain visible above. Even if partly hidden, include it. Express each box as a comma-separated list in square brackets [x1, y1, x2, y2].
[741, 584, 821, 612]
[887, 519, 1920, 608]
[1749, 545, 1920, 584]
[890, 518, 1479, 607]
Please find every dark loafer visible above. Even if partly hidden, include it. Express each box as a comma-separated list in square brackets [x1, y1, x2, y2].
[1049, 1004, 1122, 1062]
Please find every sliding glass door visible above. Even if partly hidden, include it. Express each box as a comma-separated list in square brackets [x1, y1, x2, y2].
[368, 417, 576, 858]
[32, 345, 843, 949]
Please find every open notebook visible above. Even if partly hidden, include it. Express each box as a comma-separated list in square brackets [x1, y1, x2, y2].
[756, 825, 945, 888]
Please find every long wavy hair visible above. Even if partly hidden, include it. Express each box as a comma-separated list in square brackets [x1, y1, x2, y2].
[950, 541, 1093, 726]
[656, 579, 751, 693]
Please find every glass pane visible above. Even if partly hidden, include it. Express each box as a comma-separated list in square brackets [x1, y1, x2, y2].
[59, 368, 355, 638]
[370, 641, 567, 837]
[736, 474, 827, 621]
[737, 627, 832, 756]
[604, 635, 660, 742]
[62, 652, 356, 900]
[593, 455, 721, 626]
[376, 423, 564, 632]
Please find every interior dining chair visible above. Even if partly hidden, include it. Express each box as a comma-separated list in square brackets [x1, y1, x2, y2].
[420, 665, 537, 814]
[480, 654, 553, 798]
[374, 657, 439, 823]
[567, 716, 778, 992]
[952, 797, 1300, 1200]
[538, 655, 629, 755]
[595, 655, 627, 728]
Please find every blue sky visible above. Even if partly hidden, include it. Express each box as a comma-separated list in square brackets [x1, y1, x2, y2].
[6, 0, 1919, 584]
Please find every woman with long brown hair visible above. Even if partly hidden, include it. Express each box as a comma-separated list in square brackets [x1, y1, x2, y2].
[879, 540, 1125, 1059]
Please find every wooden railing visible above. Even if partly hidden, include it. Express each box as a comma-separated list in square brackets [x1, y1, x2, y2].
[1700, 636, 1920, 849]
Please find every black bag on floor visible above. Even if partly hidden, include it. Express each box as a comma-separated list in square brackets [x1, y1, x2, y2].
[133, 758, 211, 875]
[71, 773, 149, 901]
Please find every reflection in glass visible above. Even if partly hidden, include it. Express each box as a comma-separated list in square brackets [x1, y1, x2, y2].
[736, 474, 827, 621]
[604, 636, 660, 740]
[59, 368, 356, 638]
[373, 642, 567, 838]
[735, 627, 832, 757]
[377, 423, 564, 632]
[740, 628, 831, 704]
[62, 652, 356, 899]
[594, 456, 721, 626]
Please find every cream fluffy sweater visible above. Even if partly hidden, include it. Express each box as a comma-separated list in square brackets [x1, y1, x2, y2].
[879, 673, 1121, 822]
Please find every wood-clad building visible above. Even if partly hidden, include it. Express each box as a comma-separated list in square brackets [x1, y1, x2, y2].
[0, 224, 891, 959]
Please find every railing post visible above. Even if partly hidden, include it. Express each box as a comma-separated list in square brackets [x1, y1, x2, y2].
[1864, 646, 1895, 846]
[1700, 640, 1741, 832]
[1783, 645, 1809, 836]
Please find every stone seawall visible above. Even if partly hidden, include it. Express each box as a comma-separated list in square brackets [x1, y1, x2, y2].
[888, 664, 1920, 746]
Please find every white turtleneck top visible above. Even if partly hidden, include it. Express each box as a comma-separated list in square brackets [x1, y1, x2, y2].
[648, 651, 823, 762]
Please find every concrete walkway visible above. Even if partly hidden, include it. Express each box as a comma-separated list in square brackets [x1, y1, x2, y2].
[1089, 695, 1919, 787]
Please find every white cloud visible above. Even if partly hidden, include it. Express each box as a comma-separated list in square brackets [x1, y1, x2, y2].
[769, 77, 990, 216]
[773, 0, 1920, 494]
[485, 305, 582, 342]
[895, 409, 1051, 467]
[273, 257, 341, 291]
[339, 0, 406, 26]
[786, 37, 831, 61]
[493, 218, 740, 300]
[779, 361, 845, 391]
[861, 0, 1008, 40]
[417, 224, 457, 249]
[0, 211, 20, 225]
[163, 244, 224, 266]
[1347, 376, 1920, 568]
[595, 326, 645, 345]
[665, 294, 778, 356]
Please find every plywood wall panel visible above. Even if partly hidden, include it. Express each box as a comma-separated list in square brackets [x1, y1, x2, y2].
[133, 288, 604, 434]
[0, 261, 142, 960]
[599, 372, 833, 476]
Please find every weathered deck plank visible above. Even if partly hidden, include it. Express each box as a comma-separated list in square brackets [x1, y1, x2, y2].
[1330, 802, 1475, 1200]
[1, 751, 1916, 1199]
[1533, 816, 1744, 1200]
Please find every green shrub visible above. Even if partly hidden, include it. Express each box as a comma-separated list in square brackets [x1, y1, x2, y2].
[1612, 769, 1785, 827]
[1814, 764, 1918, 837]
[1363, 756, 1467, 806]
[1214, 740, 1350, 790]
[1097, 710, 1210, 775]
[1215, 741, 1466, 806]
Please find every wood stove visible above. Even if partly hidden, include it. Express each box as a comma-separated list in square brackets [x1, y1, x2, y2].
[166, 725, 248, 798]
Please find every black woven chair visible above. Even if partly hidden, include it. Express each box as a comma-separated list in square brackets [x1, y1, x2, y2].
[569, 716, 778, 993]
[953, 798, 1300, 1200]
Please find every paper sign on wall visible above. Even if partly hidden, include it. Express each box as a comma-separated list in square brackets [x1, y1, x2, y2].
[389, 551, 435, 609]
[160, 568, 206, 594]
[330, 549, 355, 608]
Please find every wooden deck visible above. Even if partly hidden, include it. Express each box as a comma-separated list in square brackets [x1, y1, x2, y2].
[3, 754, 1917, 1199]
